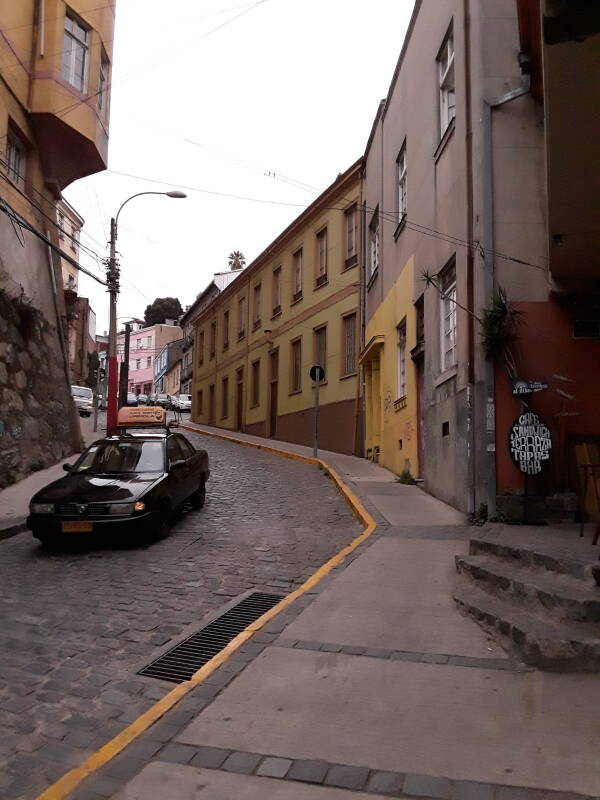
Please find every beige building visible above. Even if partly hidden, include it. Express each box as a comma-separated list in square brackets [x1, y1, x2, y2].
[192, 161, 363, 455]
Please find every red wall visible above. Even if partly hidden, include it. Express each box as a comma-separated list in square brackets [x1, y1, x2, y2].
[495, 300, 600, 493]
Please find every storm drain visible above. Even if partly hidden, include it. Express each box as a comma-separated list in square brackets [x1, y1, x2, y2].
[138, 592, 284, 683]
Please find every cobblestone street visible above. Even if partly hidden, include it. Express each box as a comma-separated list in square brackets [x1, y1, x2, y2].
[0, 430, 360, 800]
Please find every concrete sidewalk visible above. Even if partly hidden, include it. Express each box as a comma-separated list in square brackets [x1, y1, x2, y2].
[80, 424, 600, 800]
[0, 412, 103, 538]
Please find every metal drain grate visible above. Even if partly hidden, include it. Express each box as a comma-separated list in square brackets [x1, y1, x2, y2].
[138, 592, 284, 683]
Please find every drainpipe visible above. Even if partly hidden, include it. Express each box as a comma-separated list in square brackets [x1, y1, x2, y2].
[481, 75, 531, 518]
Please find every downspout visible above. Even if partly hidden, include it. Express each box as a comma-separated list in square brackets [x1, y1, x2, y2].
[354, 167, 367, 456]
[481, 75, 531, 517]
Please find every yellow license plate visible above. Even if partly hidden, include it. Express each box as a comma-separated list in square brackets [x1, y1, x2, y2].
[61, 521, 93, 533]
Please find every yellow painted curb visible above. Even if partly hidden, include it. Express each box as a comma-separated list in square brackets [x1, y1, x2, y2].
[35, 427, 376, 800]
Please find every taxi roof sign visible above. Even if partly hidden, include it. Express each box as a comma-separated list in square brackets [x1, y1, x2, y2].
[117, 406, 166, 427]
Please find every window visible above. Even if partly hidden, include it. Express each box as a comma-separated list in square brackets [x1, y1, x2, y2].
[397, 142, 407, 223]
[62, 11, 89, 92]
[272, 267, 281, 315]
[344, 205, 357, 264]
[198, 330, 204, 366]
[440, 261, 457, 371]
[314, 326, 327, 374]
[136, 339, 142, 349]
[253, 284, 261, 330]
[98, 52, 109, 114]
[58, 211, 65, 240]
[146, 336, 151, 347]
[177, 435, 196, 460]
[342, 313, 357, 376]
[397, 321, 406, 398]
[221, 376, 229, 419]
[316, 228, 327, 285]
[6, 131, 25, 188]
[167, 436, 184, 466]
[292, 248, 303, 302]
[135, 359, 141, 370]
[438, 24, 455, 137]
[251, 360, 260, 407]
[70, 229, 78, 252]
[290, 338, 302, 393]
[369, 210, 379, 279]
[197, 389, 203, 415]
[146, 357, 151, 368]
[238, 296, 246, 339]
[210, 320, 216, 358]
[223, 309, 229, 350]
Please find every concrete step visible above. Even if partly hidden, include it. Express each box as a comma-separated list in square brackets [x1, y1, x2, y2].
[456, 554, 600, 622]
[454, 583, 600, 671]
[470, 534, 599, 584]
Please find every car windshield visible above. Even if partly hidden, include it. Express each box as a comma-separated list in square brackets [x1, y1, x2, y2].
[71, 387, 92, 398]
[73, 441, 164, 474]
[179, 395, 191, 401]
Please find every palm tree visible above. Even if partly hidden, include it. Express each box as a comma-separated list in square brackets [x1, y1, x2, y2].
[228, 251, 246, 271]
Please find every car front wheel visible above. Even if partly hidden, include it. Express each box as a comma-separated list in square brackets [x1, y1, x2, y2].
[190, 478, 206, 510]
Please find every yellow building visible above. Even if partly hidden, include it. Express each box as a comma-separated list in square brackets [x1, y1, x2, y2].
[0, 1, 115, 485]
[165, 359, 181, 399]
[192, 160, 363, 455]
[361, 258, 421, 479]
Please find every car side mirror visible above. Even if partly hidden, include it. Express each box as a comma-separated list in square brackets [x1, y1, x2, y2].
[63, 463, 73, 472]
[170, 459, 185, 471]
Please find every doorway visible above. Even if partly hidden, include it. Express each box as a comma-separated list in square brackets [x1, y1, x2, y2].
[208, 384, 215, 425]
[268, 349, 278, 438]
[236, 367, 244, 431]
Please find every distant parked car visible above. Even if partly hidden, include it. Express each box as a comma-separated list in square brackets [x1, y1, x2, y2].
[173, 394, 192, 412]
[156, 393, 169, 408]
[137, 394, 148, 405]
[126, 392, 139, 407]
[71, 385, 93, 417]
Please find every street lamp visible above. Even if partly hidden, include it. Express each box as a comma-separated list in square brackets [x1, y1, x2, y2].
[106, 190, 187, 433]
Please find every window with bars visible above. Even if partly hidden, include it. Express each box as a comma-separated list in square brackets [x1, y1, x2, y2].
[272, 267, 281, 315]
[440, 261, 457, 371]
[290, 338, 302, 393]
[316, 228, 327, 285]
[221, 376, 229, 419]
[314, 326, 327, 375]
[198, 331, 204, 366]
[397, 142, 407, 222]
[397, 321, 407, 398]
[62, 11, 89, 92]
[238, 296, 246, 338]
[344, 205, 357, 263]
[251, 360, 260, 407]
[223, 310, 229, 350]
[253, 284, 261, 329]
[292, 249, 303, 302]
[6, 132, 25, 188]
[369, 211, 379, 279]
[210, 321, 216, 359]
[438, 24, 455, 137]
[342, 313, 357, 376]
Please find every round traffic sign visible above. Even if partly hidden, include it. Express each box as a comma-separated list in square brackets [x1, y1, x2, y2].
[310, 365, 325, 382]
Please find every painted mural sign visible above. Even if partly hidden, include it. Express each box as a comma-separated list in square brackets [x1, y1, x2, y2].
[508, 412, 552, 475]
[512, 379, 549, 396]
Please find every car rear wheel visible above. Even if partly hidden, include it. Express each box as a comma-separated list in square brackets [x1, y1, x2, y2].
[190, 478, 206, 510]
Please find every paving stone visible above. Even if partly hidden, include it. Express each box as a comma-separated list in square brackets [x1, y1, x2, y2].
[288, 758, 329, 784]
[256, 756, 293, 778]
[364, 647, 392, 659]
[222, 750, 262, 774]
[420, 653, 450, 665]
[366, 770, 405, 795]
[158, 742, 197, 765]
[325, 764, 370, 790]
[495, 789, 547, 800]
[143, 722, 182, 743]
[390, 651, 423, 662]
[320, 643, 343, 653]
[403, 773, 453, 798]
[123, 738, 163, 760]
[190, 745, 231, 769]
[79, 774, 122, 798]
[103, 755, 147, 780]
[340, 646, 366, 656]
[452, 780, 495, 800]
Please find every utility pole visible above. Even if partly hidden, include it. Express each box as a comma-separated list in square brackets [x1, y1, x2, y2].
[118, 322, 131, 408]
[106, 217, 119, 434]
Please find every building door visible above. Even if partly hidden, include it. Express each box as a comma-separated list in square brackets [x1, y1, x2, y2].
[415, 359, 425, 479]
[208, 384, 215, 425]
[268, 349, 278, 438]
[236, 368, 244, 431]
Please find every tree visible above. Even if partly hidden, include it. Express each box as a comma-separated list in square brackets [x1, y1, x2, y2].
[228, 251, 246, 271]
[143, 297, 183, 327]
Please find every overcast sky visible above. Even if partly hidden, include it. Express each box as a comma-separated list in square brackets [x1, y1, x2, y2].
[65, 0, 414, 333]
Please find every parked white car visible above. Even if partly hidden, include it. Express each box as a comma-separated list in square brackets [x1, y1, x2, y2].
[172, 394, 192, 412]
[71, 385, 93, 417]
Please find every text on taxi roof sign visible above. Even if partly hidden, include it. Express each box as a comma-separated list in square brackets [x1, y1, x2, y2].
[117, 406, 166, 427]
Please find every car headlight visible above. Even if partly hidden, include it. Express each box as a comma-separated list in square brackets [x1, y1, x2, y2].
[108, 503, 135, 515]
[30, 503, 54, 514]
[134, 501, 145, 512]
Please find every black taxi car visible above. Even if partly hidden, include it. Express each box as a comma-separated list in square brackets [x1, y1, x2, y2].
[27, 407, 209, 547]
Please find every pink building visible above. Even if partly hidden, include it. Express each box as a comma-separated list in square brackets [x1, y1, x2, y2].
[117, 322, 182, 395]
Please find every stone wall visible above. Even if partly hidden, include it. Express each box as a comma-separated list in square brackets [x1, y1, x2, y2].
[0, 290, 79, 488]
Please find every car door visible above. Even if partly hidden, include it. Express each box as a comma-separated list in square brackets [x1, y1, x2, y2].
[166, 435, 187, 508]
[174, 435, 198, 499]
